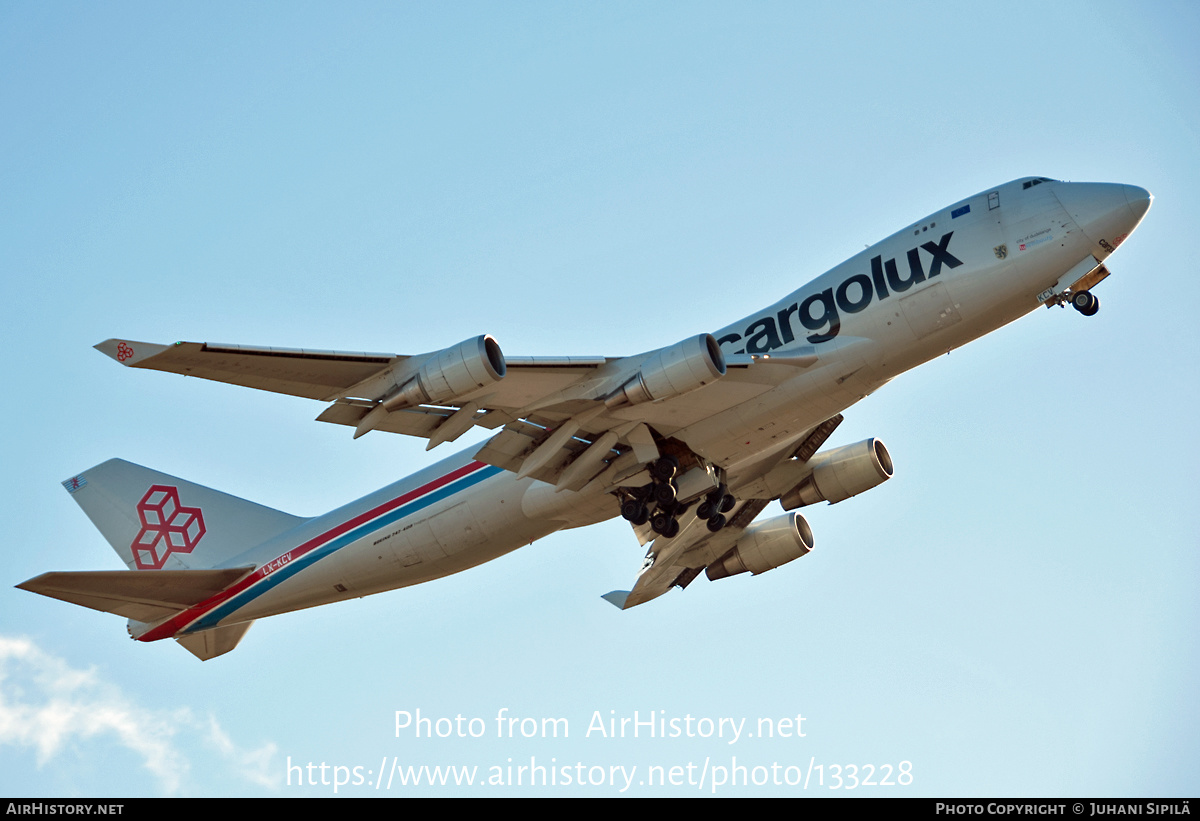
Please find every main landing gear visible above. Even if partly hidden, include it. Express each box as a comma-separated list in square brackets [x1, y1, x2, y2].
[1071, 290, 1100, 317]
[618, 454, 736, 539]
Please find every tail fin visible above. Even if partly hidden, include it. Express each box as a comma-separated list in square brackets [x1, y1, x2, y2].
[62, 459, 306, 570]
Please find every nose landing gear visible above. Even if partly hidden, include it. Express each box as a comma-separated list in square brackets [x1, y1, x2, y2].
[1071, 290, 1100, 316]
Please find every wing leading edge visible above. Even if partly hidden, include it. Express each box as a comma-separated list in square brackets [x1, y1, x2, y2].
[96, 334, 802, 495]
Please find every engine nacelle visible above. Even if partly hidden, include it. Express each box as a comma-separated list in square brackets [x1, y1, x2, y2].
[780, 438, 893, 510]
[383, 335, 506, 410]
[706, 512, 814, 580]
[605, 334, 726, 409]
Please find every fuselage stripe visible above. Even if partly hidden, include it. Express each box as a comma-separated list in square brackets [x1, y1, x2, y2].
[139, 460, 500, 642]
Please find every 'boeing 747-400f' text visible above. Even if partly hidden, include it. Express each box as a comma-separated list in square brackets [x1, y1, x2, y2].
[19, 177, 1152, 660]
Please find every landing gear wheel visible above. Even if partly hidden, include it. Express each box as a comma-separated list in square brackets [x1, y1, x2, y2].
[1071, 290, 1100, 316]
[620, 500, 649, 525]
[649, 456, 679, 483]
[706, 514, 727, 533]
[699, 485, 735, 519]
[652, 481, 677, 506]
[651, 510, 678, 536]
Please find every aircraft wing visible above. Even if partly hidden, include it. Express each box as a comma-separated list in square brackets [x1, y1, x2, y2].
[95, 339, 402, 400]
[602, 413, 850, 609]
[97, 334, 815, 492]
[94, 339, 605, 405]
[604, 499, 773, 610]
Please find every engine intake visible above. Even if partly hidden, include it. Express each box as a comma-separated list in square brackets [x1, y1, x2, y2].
[706, 512, 814, 580]
[780, 438, 893, 509]
[383, 335, 506, 410]
[605, 334, 726, 409]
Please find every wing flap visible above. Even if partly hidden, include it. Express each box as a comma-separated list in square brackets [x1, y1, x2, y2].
[473, 421, 597, 485]
[316, 399, 454, 438]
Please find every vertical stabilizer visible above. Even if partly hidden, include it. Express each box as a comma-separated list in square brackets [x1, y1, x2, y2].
[62, 459, 307, 570]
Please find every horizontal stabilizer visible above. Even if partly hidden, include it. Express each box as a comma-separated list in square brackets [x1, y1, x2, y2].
[601, 591, 630, 610]
[17, 567, 253, 623]
[176, 621, 254, 661]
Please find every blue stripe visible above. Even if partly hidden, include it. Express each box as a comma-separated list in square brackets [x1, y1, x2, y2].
[184, 465, 503, 632]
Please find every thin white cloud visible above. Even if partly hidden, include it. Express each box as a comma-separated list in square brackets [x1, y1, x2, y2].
[205, 714, 278, 789]
[0, 635, 279, 795]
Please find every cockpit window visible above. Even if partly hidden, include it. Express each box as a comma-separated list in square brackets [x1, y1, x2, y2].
[1022, 177, 1058, 190]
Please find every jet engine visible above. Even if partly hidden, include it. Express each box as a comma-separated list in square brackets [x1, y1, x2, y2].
[382, 335, 506, 410]
[605, 333, 726, 409]
[780, 438, 893, 510]
[706, 512, 814, 580]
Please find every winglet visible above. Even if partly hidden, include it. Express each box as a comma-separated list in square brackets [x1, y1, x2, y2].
[601, 591, 630, 610]
[94, 338, 171, 367]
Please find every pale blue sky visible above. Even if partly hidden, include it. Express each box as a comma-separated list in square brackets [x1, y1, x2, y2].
[2, 1, 1197, 796]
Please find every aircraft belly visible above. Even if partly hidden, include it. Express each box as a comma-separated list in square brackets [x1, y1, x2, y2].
[521, 480, 618, 528]
[229, 521, 558, 621]
[214, 471, 556, 623]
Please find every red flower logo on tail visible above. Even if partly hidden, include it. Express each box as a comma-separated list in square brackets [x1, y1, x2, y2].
[130, 485, 206, 570]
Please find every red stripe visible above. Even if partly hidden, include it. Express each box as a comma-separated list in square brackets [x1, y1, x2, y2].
[138, 461, 487, 642]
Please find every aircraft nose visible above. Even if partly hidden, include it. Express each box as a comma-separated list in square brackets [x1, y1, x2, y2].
[1123, 184, 1153, 223]
[1053, 182, 1151, 254]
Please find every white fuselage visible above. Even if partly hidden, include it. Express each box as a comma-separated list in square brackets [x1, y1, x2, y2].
[140, 178, 1150, 643]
